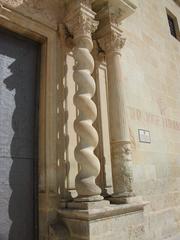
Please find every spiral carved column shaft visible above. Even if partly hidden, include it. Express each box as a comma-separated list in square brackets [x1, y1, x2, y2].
[66, 2, 103, 201]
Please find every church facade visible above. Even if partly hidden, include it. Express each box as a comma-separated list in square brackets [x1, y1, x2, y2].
[0, 0, 180, 239]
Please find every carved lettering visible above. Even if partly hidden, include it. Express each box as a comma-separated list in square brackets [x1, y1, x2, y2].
[128, 107, 180, 131]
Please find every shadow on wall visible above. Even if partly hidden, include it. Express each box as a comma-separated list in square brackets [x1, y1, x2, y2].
[49, 220, 70, 240]
[59, 58, 72, 201]
[0, 28, 40, 240]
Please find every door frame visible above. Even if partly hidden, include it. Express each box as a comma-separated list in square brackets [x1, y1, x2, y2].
[0, 4, 58, 239]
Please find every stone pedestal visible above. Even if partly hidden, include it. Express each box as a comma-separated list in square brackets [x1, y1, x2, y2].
[57, 202, 147, 240]
[108, 195, 144, 204]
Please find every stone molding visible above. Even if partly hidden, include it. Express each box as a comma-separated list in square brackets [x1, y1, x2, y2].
[93, 0, 136, 22]
[0, 0, 65, 29]
[57, 200, 148, 239]
[58, 202, 146, 221]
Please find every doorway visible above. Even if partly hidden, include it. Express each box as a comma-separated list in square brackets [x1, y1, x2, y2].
[0, 27, 40, 240]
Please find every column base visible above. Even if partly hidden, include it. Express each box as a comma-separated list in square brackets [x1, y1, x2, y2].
[74, 195, 104, 202]
[108, 195, 144, 204]
[67, 199, 109, 210]
[57, 201, 147, 240]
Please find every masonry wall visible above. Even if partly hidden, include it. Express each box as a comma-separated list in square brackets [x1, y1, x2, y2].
[121, 0, 180, 239]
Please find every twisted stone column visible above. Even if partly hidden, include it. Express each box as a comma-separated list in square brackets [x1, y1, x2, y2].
[65, 1, 103, 201]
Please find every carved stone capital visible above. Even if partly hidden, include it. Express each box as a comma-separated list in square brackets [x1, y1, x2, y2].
[94, 3, 126, 54]
[98, 27, 126, 53]
[65, 1, 98, 40]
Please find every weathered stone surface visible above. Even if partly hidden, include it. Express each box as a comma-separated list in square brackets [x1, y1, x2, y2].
[67, 200, 110, 210]
[58, 204, 145, 239]
[0, 0, 64, 29]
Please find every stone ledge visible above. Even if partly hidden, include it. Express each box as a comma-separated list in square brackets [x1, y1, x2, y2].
[93, 0, 137, 22]
[108, 195, 144, 204]
[67, 200, 110, 210]
[58, 201, 147, 221]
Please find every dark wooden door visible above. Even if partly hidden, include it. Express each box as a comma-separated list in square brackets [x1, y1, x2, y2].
[0, 28, 40, 240]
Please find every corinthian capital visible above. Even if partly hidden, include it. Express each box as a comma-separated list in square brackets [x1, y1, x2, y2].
[98, 26, 126, 54]
[93, 0, 136, 54]
[65, 0, 98, 39]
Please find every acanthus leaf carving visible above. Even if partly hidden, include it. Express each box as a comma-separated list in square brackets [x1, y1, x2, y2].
[98, 28, 126, 53]
[78, 11, 99, 36]
[66, 11, 98, 39]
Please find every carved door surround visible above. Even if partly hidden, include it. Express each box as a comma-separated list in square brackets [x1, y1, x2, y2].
[0, 4, 57, 239]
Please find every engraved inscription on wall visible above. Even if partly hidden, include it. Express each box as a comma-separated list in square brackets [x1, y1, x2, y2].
[128, 107, 180, 131]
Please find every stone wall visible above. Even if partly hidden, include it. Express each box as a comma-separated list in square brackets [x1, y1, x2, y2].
[0, 0, 63, 29]
[121, 0, 180, 239]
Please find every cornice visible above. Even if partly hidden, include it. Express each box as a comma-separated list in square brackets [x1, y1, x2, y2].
[93, 0, 137, 22]
[93, 0, 137, 53]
